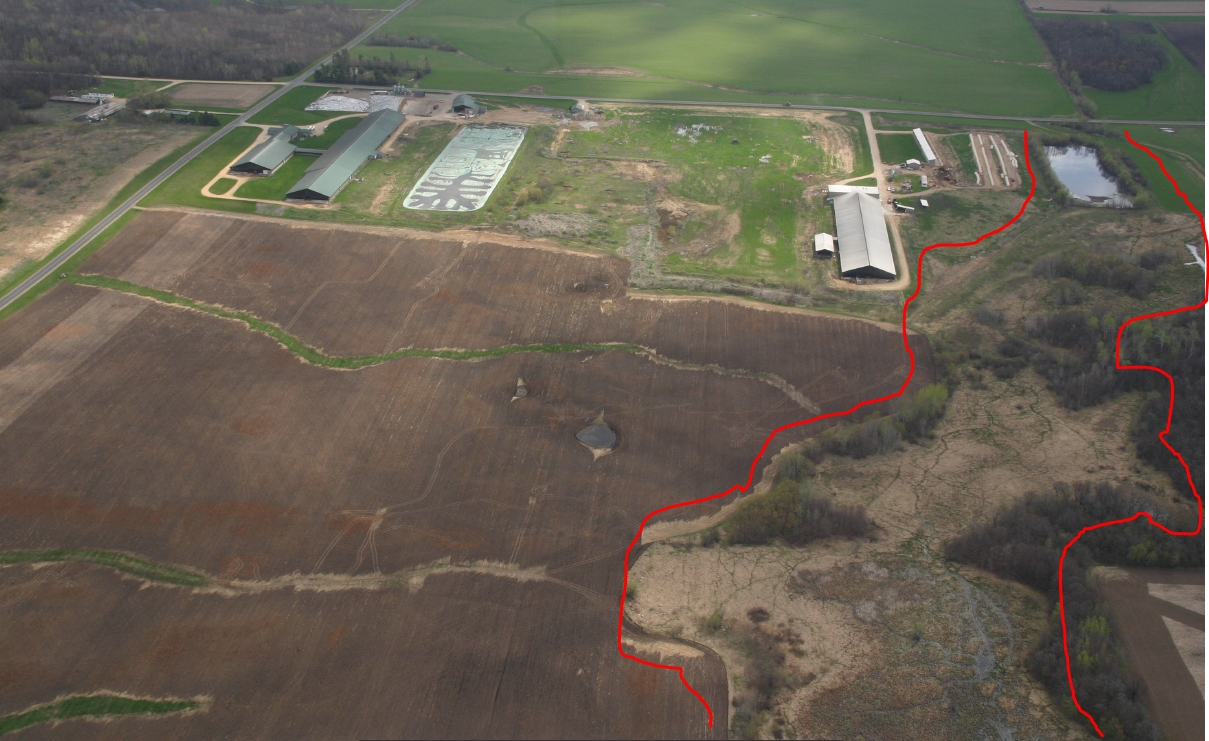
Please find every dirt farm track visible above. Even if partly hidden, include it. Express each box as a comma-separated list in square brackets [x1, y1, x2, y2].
[0, 211, 933, 739]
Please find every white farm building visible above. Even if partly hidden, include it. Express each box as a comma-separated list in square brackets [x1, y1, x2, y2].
[913, 128, 939, 166]
[830, 191, 896, 280]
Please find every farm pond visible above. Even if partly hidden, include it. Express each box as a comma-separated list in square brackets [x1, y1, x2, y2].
[1045, 146, 1130, 206]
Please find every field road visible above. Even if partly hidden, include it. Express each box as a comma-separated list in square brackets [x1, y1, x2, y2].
[1025, 0, 1204, 14]
[0, 0, 421, 314]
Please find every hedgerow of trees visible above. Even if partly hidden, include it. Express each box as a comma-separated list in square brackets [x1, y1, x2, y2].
[311, 49, 430, 86]
[0, 0, 366, 83]
[946, 480, 1203, 741]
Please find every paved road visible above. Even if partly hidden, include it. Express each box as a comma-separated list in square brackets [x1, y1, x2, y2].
[0, 0, 419, 313]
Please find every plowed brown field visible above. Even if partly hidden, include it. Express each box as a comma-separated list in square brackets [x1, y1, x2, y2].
[0, 209, 934, 739]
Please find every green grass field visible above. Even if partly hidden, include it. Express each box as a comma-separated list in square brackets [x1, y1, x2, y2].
[247, 86, 339, 126]
[365, 0, 1071, 117]
[0, 695, 199, 737]
[301, 117, 363, 149]
[877, 133, 924, 165]
[210, 177, 237, 194]
[234, 155, 313, 200]
[1083, 34, 1204, 121]
[140, 127, 259, 213]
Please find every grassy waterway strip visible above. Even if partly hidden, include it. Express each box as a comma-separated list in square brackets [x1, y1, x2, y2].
[69, 274, 648, 368]
[0, 694, 201, 736]
[0, 549, 208, 587]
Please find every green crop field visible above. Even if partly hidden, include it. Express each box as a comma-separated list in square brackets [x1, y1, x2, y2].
[247, 86, 339, 126]
[234, 156, 313, 200]
[877, 133, 924, 165]
[1083, 34, 1204, 121]
[140, 126, 259, 213]
[301, 117, 363, 149]
[364, 0, 1073, 117]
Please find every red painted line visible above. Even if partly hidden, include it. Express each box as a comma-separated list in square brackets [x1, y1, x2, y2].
[617, 132, 1041, 730]
[1056, 132, 1206, 738]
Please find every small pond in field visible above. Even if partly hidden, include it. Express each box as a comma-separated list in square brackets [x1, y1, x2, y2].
[1045, 146, 1130, 206]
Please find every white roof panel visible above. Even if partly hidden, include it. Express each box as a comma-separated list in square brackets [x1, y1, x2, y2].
[832, 192, 896, 279]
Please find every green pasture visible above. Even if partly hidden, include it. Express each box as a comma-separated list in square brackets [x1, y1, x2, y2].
[356, 44, 938, 110]
[247, 86, 338, 126]
[1121, 124, 1204, 166]
[1083, 34, 1204, 121]
[302, 117, 364, 149]
[140, 126, 258, 213]
[371, 0, 1071, 117]
[234, 155, 312, 200]
[877, 133, 924, 165]
[88, 78, 169, 98]
[211, 177, 237, 194]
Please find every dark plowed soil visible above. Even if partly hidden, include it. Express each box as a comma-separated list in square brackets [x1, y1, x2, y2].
[0, 564, 724, 740]
[1098, 568, 1204, 741]
[81, 212, 932, 414]
[0, 211, 936, 739]
[0, 284, 817, 586]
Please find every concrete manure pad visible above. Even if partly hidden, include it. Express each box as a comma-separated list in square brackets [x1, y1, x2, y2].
[0, 210, 938, 738]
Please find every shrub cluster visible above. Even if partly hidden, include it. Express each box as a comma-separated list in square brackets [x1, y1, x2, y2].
[1035, 19, 1169, 93]
[725, 479, 869, 547]
[801, 383, 950, 460]
[729, 610, 807, 740]
[946, 481, 1202, 741]
[1033, 250, 1156, 299]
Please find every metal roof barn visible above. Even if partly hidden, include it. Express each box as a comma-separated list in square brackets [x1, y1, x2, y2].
[451, 94, 486, 115]
[286, 110, 405, 202]
[230, 125, 299, 175]
[913, 128, 939, 165]
[831, 192, 896, 280]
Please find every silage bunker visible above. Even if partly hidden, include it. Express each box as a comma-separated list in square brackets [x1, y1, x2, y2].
[403, 124, 526, 212]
